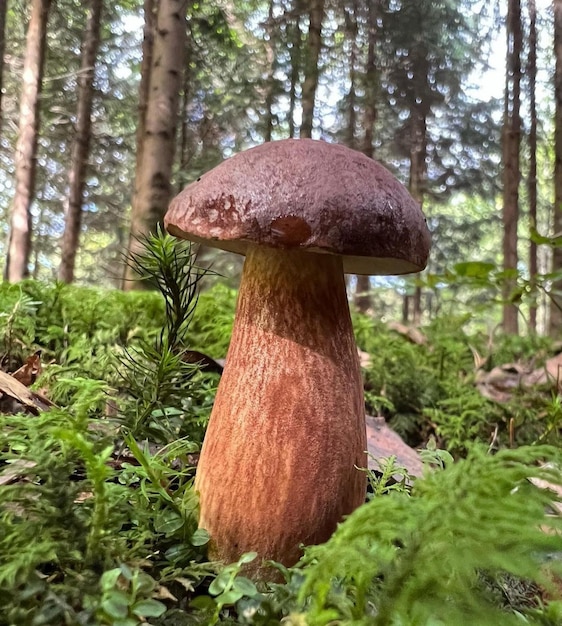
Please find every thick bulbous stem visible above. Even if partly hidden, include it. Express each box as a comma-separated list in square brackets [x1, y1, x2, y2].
[194, 245, 367, 578]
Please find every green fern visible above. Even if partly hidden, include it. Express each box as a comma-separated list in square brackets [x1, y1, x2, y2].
[297, 446, 562, 626]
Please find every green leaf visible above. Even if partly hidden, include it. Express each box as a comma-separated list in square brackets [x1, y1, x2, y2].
[190, 595, 216, 610]
[215, 589, 244, 605]
[136, 572, 157, 595]
[232, 576, 258, 597]
[112, 620, 139, 626]
[237, 551, 258, 565]
[530, 226, 562, 247]
[164, 544, 191, 563]
[453, 261, 495, 278]
[191, 528, 210, 546]
[154, 510, 184, 535]
[101, 590, 130, 618]
[132, 599, 167, 618]
[100, 568, 122, 590]
[208, 569, 232, 595]
[119, 562, 134, 581]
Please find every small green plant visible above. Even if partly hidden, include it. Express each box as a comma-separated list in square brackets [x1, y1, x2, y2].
[97, 564, 167, 625]
[297, 446, 562, 626]
[117, 230, 216, 444]
[191, 552, 261, 625]
[0, 283, 41, 368]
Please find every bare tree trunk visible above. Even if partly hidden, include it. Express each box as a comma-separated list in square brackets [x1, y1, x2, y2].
[287, 0, 302, 138]
[528, 0, 538, 332]
[0, 0, 8, 134]
[136, 0, 156, 184]
[344, 0, 358, 149]
[354, 0, 379, 315]
[502, 0, 522, 334]
[409, 107, 427, 325]
[299, 0, 323, 138]
[5, 0, 51, 283]
[347, 4, 372, 314]
[551, 0, 562, 333]
[58, 0, 103, 283]
[120, 0, 155, 285]
[263, 0, 276, 142]
[362, 0, 378, 157]
[177, 40, 193, 192]
[402, 294, 410, 323]
[123, 0, 188, 289]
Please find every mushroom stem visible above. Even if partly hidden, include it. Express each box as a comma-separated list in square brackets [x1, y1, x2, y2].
[194, 244, 367, 577]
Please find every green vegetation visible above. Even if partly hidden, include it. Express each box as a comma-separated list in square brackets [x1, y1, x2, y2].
[1, 234, 562, 625]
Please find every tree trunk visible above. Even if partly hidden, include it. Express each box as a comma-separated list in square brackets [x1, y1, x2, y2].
[344, 0, 358, 149]
[263, 0, 276, 142]
[120, 0, 156, 285]
[123, 0, 188, 289]
[528, 0, 538, 332]
[361, 0, 378, 158]
[58, 0, 103, 283]
[354, 0, 379, 315]
[409, 107, 427, 325]
[287, 0, 302, 138]
[0, 0, 8, 134]
[177, 4, 194, 192]
[402, 294, 410, 323]
[299, 0, 323, 138]
[136, 0, 156, 186]
[551, 0, 562, 333]
[5, 0, 51, 283]
[502, 0, 522, 334]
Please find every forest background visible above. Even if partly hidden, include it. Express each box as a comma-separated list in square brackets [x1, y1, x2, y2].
[0, 0, 559, 338]
[4, 2, 562, 624]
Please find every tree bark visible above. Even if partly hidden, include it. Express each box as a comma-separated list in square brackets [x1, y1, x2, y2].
[344, 0, 358, 149]
[135, 0, 156, 189]
[299, 0, 323, 138]
[263, 0, 276, 142]
[120, 0, 155, 284]
[502, 0, 522, 334]
[551, 0, 562, 333]
[177, 31, 193, 193]
[5, 0, 51, 283]
[409, 106, 427, 325]
[287, 0, 303, 138]
[123, 0, 188, 289]
[354, 0, 379, 315]
[528, 0, 538, 332]
[0, 0, 8, 135]
[361, 0, 378, 158]
[58, 0, 103, 283]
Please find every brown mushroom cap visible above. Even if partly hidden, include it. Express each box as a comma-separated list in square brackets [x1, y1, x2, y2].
[165, 138, 431, 275]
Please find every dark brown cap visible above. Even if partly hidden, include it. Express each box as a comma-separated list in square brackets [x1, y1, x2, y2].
[164, 139, 431, 275]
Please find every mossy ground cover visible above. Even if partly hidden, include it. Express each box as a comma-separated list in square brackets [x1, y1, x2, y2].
[1, 236, 562, 625]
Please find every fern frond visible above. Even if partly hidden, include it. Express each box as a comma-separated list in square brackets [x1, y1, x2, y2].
[299, 446, 562, 626]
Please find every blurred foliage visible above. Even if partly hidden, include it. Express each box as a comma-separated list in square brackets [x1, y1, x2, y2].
[187, 282, 237, 358]
[354, 309, 562, 456]
[0, 279, 165, 374]
[0, 0, 524, 311]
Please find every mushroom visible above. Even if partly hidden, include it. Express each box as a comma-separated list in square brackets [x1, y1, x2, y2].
[164, 138, 431, 578]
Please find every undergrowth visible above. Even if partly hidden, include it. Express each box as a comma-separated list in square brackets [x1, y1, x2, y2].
[0, 233, 561, 624]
